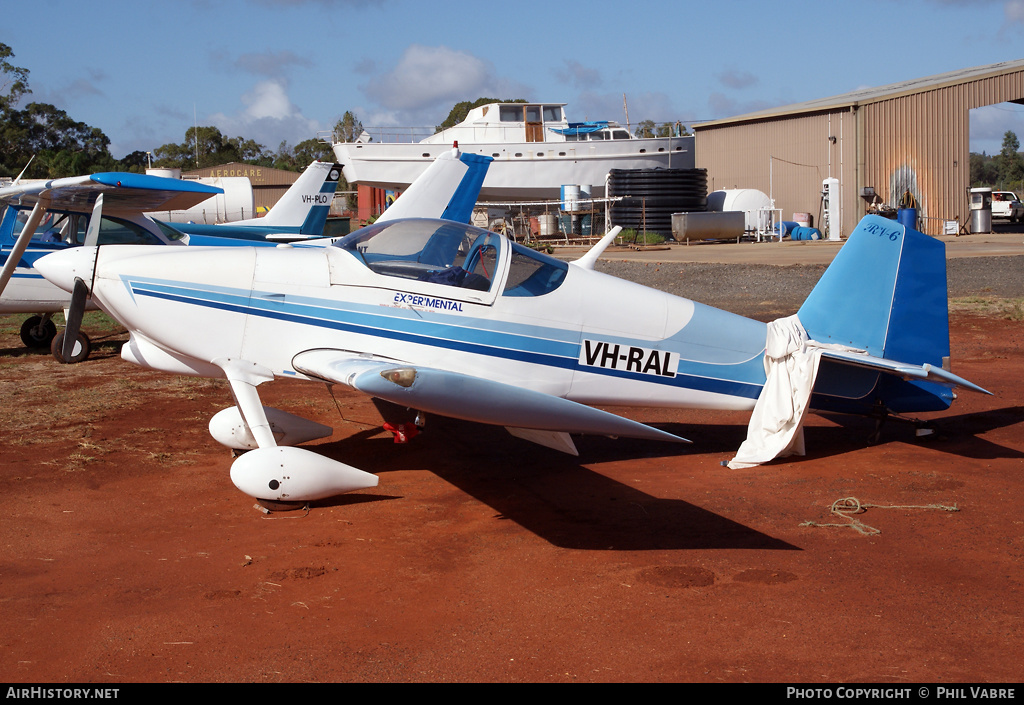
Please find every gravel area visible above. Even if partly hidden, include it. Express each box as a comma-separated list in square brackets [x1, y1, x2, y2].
[594, 255, 1024, 320]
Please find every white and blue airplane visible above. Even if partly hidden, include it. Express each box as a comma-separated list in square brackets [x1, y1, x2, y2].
[36, 212, 990, 507]
[158, 159, 343, 243]
[2, 149, 489, 361]
[0, 162, 342, 357]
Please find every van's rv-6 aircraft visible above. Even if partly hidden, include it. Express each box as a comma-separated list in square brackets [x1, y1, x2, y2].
[36, 207, 990, 507]
[2, 149, 489, 363]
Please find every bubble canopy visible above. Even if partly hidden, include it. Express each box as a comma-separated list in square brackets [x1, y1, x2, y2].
[334, 218, 568, 298]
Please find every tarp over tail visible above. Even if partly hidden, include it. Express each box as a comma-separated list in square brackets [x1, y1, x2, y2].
[729, 215, 962, 467]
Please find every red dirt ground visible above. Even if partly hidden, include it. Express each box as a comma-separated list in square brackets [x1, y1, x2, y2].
[1, 313, 1022, 683]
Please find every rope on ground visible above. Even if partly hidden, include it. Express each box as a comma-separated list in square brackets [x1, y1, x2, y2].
[800, 496, 960, 536]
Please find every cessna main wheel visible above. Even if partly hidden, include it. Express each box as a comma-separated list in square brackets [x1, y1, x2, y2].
[20, 316, 57, 348]
[50, 330, 91, 364]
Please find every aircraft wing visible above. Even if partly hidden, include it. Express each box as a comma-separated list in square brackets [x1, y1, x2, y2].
[292, 350, 690, 448]
[818, 348, 991, 395]
[0, 172, 222, 215]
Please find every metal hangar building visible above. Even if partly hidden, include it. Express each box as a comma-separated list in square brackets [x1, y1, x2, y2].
[692, 59, 1024, 239]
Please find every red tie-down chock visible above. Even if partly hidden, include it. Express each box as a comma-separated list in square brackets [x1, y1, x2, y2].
[383, 422, 419, 443]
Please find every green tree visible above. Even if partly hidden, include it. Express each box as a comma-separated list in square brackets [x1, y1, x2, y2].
[0, 44, 121, 178]
[334, 111, 364, 143]
[152, 126, 268, 169]
[0, 42, 30, 112]
[970, 152, 999, 187]
[271, 138, 336, 171]
[292, 137, 334, 165]
[996, 130, 1024, 188]
[0, 101, 115, 178]
[435, 98, 527, 132]
[634, 120, 656, 138]
[117, 150, 153, 173]
[656, 121, 689, 137]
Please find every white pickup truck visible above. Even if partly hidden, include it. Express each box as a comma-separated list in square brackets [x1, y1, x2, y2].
[991, 191, 1024, 222]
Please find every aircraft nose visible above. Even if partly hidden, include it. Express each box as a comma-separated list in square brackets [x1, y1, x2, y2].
[35, 247, 97, 293]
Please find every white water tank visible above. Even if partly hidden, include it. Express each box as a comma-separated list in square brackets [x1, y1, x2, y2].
[145, 170, 255, 223]
[146, 167, 182, 179]
[707, 189, 772, 231]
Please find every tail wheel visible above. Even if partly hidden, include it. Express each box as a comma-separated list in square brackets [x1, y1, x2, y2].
[20, 316, 57, 348]
[50, 330, 91, 364]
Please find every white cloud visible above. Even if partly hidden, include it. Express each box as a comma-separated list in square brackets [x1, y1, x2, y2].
[574, 90, 681, 125]
[717, 69, 758, 90]
[1006, 0, 1024, 22]
[208, 79, 325, 149]
[358, 45, 531, 124]
[970, 103, 1024, 154]
[555, 60, 603, 89]
[362, 45, 492, 111]
[232, 50, 313, 80]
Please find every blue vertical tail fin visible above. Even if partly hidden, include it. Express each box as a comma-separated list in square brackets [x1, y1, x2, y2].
[231, 161, 342, 234]
[375, 147, 491, 224]
[799, 214, 949, 363]
[798, 215, 953, 413]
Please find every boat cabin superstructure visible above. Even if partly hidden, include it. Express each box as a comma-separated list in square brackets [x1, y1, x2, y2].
[420, 103, 634, 145]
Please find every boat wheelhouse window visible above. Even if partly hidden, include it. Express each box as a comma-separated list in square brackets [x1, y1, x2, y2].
[612, 130, 630, 140]
[335, 219, 501, 292]
[500, 106, 522, 122]
[543, 106, 562, 122]
[589, 131, 606, 140]
[526, 105, 541, 122]
[502, 242, 568, 297]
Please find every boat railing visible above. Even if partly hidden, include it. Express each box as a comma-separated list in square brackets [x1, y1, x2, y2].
[324, 124, 572, 145]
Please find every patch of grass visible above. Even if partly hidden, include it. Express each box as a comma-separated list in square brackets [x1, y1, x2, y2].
[77, 440, 107, 453]
[616, 229, 666, 246]
[950, 297, 1024, 320]
[65, 452, 98, 469]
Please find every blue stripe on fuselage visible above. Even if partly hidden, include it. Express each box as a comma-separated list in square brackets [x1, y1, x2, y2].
[122, 277, 765, 400]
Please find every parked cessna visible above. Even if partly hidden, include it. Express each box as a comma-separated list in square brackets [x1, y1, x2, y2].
[3, 149, 489, 362]
[36, 212, 990, 506]
[0, 162, 341, 359]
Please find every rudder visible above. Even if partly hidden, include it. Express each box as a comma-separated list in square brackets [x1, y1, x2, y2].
[798, 214, 949, 367]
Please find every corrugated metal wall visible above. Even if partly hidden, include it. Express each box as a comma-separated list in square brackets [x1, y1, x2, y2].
[696, 66, 1024, 238]
[696, 109, 856, 237]
[862, 71, 1024, 234]
[184, 163, 299, 213]
[860, 88, 964, 234]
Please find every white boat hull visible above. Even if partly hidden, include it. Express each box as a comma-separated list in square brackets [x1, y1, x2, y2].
[334, 136, 694, 200]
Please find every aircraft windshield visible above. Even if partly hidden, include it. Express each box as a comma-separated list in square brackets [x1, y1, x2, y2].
[502, 242, 567, 297]
[335, 219, 501, 292]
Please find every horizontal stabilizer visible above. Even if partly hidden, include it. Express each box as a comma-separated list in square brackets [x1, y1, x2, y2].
[819, 348, 991, 396]
[292, 350, 689, 444]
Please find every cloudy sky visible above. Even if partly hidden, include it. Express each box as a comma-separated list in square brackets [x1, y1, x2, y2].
[3, 0, 1023, 159]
